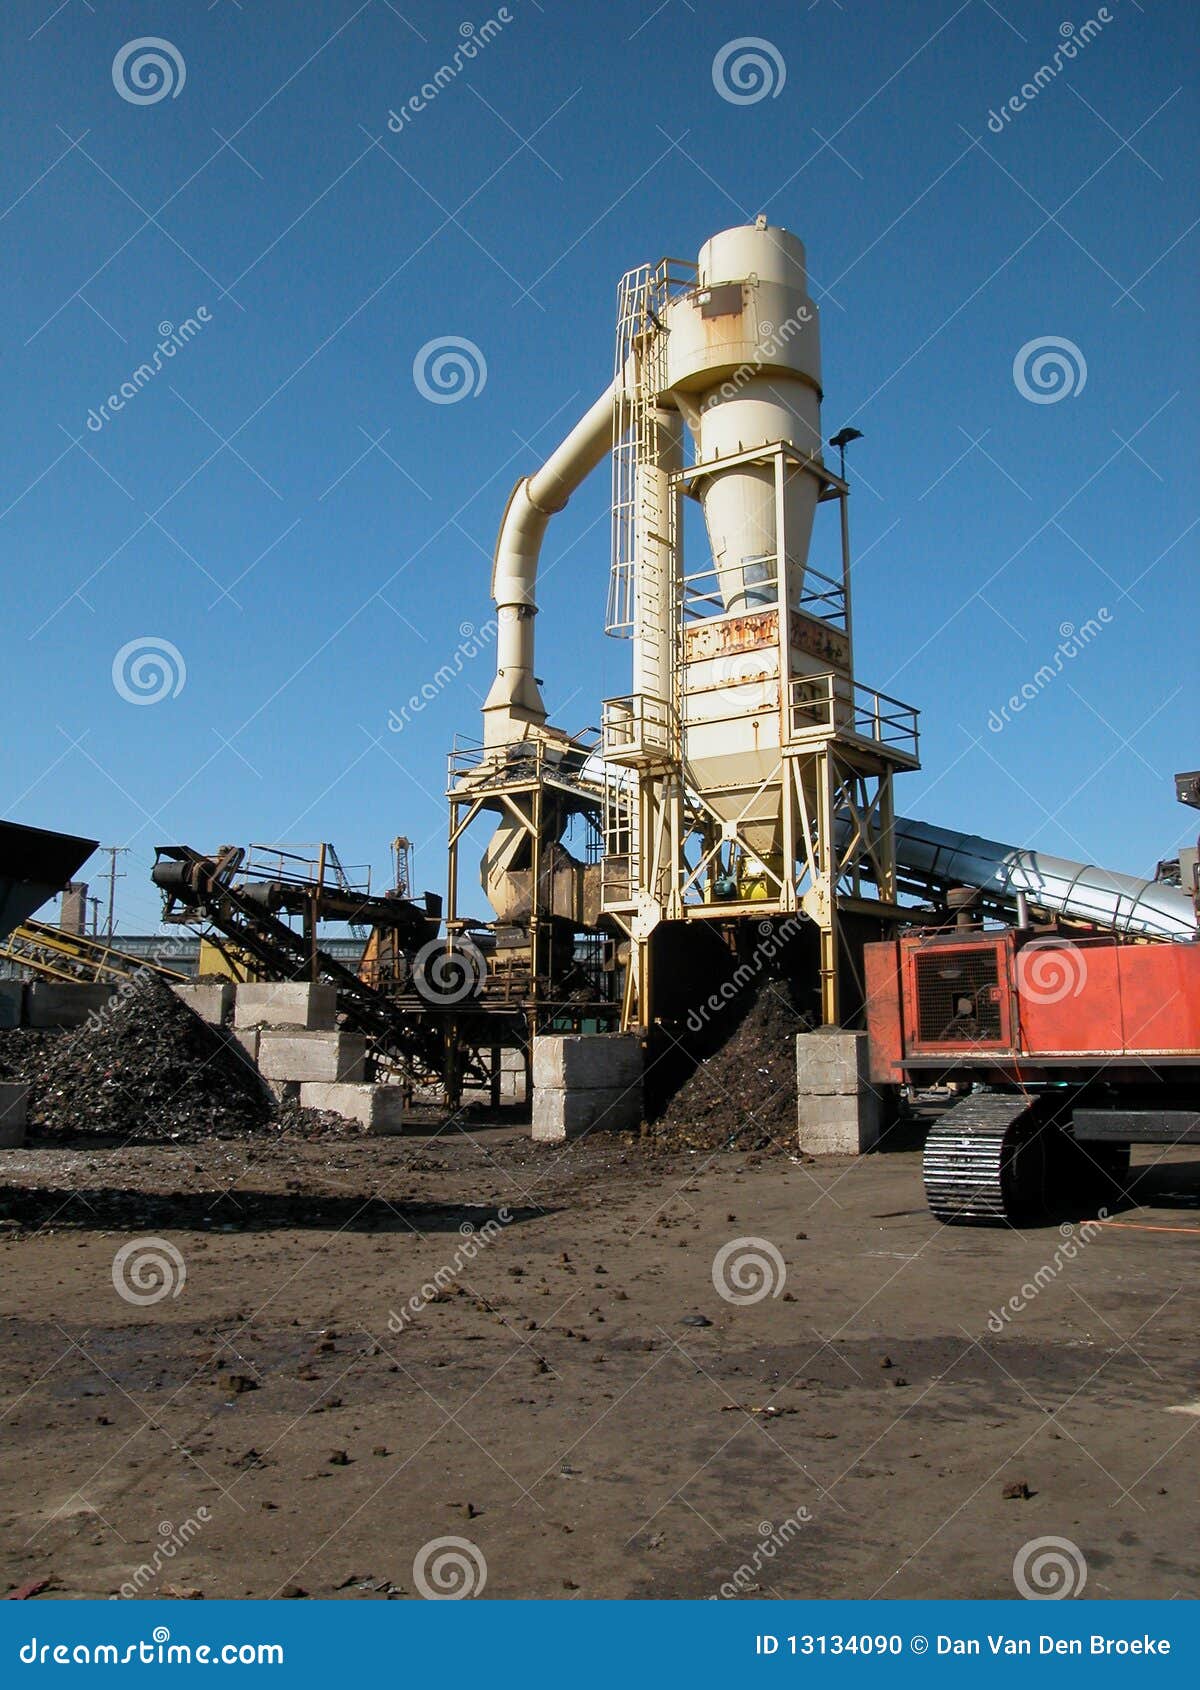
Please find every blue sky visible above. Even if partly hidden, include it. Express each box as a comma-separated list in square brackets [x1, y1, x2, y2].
[2, 0, 1196, 931]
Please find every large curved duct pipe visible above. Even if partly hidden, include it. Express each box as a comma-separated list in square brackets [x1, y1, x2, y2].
[483, 380, 621, 746]
[887, 815, 1197, 941]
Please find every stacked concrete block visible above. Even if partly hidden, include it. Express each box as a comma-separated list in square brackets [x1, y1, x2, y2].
[796, 1031, 884, 1154]
[233, 982, 339, 1030]
[231, 1028, 261, 1069]
[171, 981, 233, 1025]
[498, 1047, 527, 1104]
[26, 983, 115, 1029]
[0, 982, 25, 1030]
[300, 1082, 409, 1134]
[256, 1031, 367, 1085]
[230, 982, 372, 1118]
[531, 1033, 643, 1143]
[0, 1083, 28, 1148]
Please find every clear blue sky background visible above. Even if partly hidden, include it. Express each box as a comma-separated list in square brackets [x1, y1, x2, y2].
[2, 0, 1196, 931]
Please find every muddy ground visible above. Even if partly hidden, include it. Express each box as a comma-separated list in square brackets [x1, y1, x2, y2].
[1, 1125, 1197, 1601]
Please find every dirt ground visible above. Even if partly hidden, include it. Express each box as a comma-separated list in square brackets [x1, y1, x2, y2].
[1, 1124, 1198, 1602]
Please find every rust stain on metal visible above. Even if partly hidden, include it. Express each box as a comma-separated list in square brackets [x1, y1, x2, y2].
[790, 611, 850, 672]
[684, 609, 777, 662]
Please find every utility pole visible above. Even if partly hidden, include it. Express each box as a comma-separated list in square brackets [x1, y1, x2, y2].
[87, 895, 102, 936]
[99, 847, 130, 940]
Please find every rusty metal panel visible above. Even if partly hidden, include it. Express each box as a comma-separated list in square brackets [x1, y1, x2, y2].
[1021, 939, 1200, 1055]
[698, 283, 744, 319]
[789, 611, 850, 673]
[863, 940, 904, 1083]
[683, 608, 777, 663]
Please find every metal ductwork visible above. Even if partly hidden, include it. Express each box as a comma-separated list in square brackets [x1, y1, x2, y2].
[483, 380, 621, 745]
[887, 815, 1197, 941]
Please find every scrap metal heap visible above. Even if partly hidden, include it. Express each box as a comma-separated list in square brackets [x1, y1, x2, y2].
[151, 842, 459, 1090]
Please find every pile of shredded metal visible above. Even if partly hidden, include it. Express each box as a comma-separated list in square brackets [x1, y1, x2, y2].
[0, 976, 274, 1142]
[646, 979, 803, 1154]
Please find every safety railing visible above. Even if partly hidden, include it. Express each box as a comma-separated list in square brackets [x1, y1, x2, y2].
[788, 674, 920, 759]
[600, 694, 677, 767]
[680, 556, 846, 628]
[448, 729, 604, 797]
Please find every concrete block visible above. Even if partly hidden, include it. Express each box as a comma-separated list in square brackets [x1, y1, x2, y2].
[231, 1028, 260, 1066]
[795, 1030, 871, 1095]
[300, 1082, 409, 1133]
[532, 1082, 642, 1143]
[257, 1030, 367, 1084]
[532, 1033, 643, 1092]
[0, 1082, 29, 1146]
[796, 1088, 883, 1156]
[26, 982, 115, 1029]
[0, 981, 25, 1030]
[171, 981, 233, 1025]
[493, 1048, 527, 1103]
[234, 982, 338, 1031]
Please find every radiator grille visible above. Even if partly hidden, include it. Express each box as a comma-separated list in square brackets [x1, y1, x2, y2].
[914, 945, 1002, 1043]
